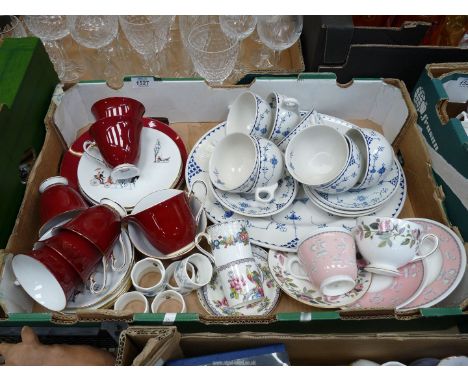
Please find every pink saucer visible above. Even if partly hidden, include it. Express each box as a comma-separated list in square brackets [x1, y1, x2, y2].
[60, 118, 187, 190]
[346, 261, 425, 310]
[401, 218, 466, 310]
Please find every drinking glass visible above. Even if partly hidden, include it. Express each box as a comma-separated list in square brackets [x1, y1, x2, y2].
[219, 15, 257, 79]
[24, 16, 79, 82]
[256, 16, 303, 66]
[219, 16, 257, 40]
[187, 22, 239, 85]
[67, 16, 119, 85]
[0, 16, 27, 43]
[119, 15, 172, 76]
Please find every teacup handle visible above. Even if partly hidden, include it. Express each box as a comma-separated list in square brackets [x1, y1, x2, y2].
[255, 183, 278, 203]
[281, 97, 299, 111]
[194, 232, 215, 263]
[409, 233, 439, 263]
[83, 140, 106, 166]
[285, 257, 310, 281]
[188, 179, 208, 224]
[110, 233, 128, 272]
[89, 257, 108, 295]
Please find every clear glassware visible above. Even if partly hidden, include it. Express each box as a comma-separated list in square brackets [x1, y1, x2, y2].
[67, 16, 119, 86]
[219, 15, 257, 40]
[256, 16, 303, 66]
[0, 16, 27, 43]
[119, 15, 172, 76]
[24, 16, 79, 82]
[187, 22, 239, 85]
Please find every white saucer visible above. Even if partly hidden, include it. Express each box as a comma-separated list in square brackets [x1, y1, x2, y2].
[127, 192, 207, 260]
[77, 127, 182, 210]
[268, 250, 372, 308]
[307, 159, 401, 212]
[197, 246, 281, 316]
[210, 175, 298, 218]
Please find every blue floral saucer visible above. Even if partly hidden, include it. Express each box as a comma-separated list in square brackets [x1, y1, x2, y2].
[210, 175, 298, 218]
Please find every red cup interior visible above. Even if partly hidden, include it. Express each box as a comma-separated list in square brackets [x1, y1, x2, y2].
[91, 97, 145, 120]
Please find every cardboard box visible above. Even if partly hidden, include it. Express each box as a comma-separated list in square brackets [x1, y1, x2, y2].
[116, 326, 468, 366]
[0, 37, 59, 248]
[300, 16, 468, 91]
[0, 74, 466, 329]
[411, 63, 468, 242]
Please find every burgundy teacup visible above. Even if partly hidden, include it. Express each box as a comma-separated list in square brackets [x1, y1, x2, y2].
[12, 247, 82, 311]
[91, 97, 145, 120]
[125, 189, 201, 255]
[39, 176, 87, 234]
[63, 199, 126, 256]
[83, 115, 143, 181]
[41, 229, 103, 282]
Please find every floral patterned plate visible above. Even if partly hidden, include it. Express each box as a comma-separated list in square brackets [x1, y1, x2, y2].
[197, 246, 281, 316]
[344, 260, 425, 310]
[77, 127, 182, 210]
[60, 118, 187, 190]
[185, 117, 406, 252]
[210, 175, 298, 218]
[306, 159, 402, 212]
[268, 250, 372, 308]
[399, 218, 467, 310]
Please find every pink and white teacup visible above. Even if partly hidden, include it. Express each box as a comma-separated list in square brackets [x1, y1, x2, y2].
[286, 227, 358, 296]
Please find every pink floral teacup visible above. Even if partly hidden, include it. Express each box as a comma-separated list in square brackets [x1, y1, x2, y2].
[354, 217, 439, 277]
[195, 220, 265, 308]
[286, 227, 358, 296]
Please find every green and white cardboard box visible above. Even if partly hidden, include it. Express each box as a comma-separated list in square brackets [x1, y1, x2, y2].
[1, 73, 466, 331]
[412, 63, 468, 242]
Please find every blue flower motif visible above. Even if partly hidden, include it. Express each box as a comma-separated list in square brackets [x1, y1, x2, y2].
[270, 156, 278, 166]
[224, 210, 234, 218]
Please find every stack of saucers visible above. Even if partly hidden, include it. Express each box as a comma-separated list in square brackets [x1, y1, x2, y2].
[285, 122, 400, 217]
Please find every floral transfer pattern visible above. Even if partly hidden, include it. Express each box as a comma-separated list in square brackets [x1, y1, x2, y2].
[268, 250, 371, 308]
[198, 246, 281, 316]
[355, 218, 421, 249]
[210, 225, 249, 249]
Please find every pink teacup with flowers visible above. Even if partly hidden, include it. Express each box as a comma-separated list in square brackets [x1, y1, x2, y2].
[286, 227, 358, 297]
[354, 217, 439, 277]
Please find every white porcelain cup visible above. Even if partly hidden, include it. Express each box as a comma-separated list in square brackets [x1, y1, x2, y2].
[151, 290, 186, 313]
[285, 125, 349, 187]
[131, 258, 166, 296]
[354, 217, 439, 276]
[173, 253, 213, 294]
[209, 133, 284, 203]
[226, 91, 273, 138]
[314, 135, 362, 194]
[267, 92, 301, 145]
[114, 291, 149, 313]
[345, 127, 393, 190]
[195, 220, 265, 308]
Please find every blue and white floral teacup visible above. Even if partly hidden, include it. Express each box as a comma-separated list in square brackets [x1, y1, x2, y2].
[267, 92, 302, 145]
[226, 91, 273, 138]
[314, 135, 362, 194]
[346, 127, 393, 190]
[209, 132, 284, 203]
[285, 124, 349, 187]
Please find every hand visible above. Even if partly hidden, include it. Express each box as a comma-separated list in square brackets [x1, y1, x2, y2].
[0, 326, 115, 366]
